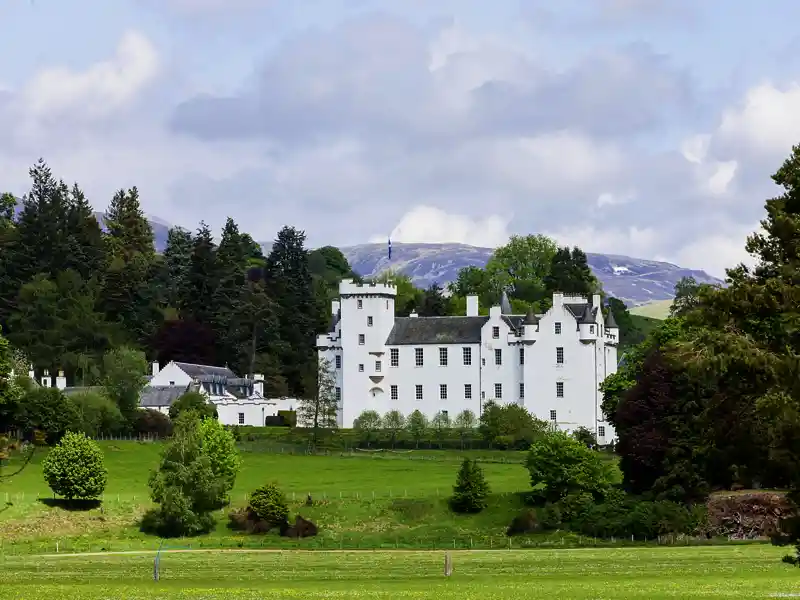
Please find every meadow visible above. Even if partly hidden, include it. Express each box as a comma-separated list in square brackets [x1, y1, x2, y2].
[0, 546, 794, 599]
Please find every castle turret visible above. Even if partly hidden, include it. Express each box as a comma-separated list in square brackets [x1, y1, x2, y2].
[523, 308, 539, 339]
[604, 308, 619, 345]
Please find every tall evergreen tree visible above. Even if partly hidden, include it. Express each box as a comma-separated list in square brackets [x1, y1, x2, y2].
[181, 222, 219, 326]
[160, 226, 194, 310]
[265, 226, 317, 396]
[212, 218, 250, 368]
[544, 247, 596, 297]
[100, 187, 159, 346]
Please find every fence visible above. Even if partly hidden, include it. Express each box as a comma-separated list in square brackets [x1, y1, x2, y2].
[0, 531, 765, 557]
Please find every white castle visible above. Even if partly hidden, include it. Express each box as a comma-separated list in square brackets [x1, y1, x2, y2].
[316, 280, 619, 443]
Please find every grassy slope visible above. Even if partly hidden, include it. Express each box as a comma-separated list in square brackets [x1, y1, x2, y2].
[1, 442, 547, 553]
[0, 546, 792, 599]
[630, 299, 672, 319]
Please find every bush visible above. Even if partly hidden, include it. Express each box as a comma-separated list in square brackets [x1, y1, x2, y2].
[168, 391, 217, 421]
[71, 391, 125, 438]
[526, 430, 613, 505]
[134, 409, 173, 438]
[248, 483, 290, 526]
[41, 431, 107, 500]
[507, 509, 539, 536]
[450, 458, 490, 513]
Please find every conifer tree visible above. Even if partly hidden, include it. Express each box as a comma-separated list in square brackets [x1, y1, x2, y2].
[181, 222, 219, 326]
[160, 226, 194, 310]
[450, 458, 490, 513]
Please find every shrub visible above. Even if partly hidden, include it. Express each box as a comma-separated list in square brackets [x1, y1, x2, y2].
[280, 515, 318, 538]
[134, 409, 173, 438]
[450, 458, 490, 513]
[248, 483, 290, 527]
[526, 430, 613, 505]
[71, 391, 125, 438]
[168, 391, 217, 421]
[41, 431, 107, 500]
[507, 509, 539, 536]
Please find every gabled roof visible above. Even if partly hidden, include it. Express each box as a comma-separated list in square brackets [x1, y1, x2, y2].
[140, 385, 190, 408]
[173, 362, 236, 379]
[386, 316, 489, 345]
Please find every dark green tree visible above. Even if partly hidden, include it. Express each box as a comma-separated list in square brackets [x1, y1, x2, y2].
[544, 246, 596, 297]
[419, 283, 450, 316]
[160, 226, 194, 310]
[102, 346, 148, 423]
[169, 390, 218, 421]
[450, 458, 490, 513]
[181, 222, 219, 325]
[606, 297, 642, 347]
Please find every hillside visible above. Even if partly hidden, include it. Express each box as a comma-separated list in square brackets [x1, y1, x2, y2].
[341, 242, 722, 306]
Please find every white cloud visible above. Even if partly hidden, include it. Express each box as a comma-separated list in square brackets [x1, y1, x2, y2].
[705, 160, 737, 196]
[20, 31, 159, 121]
[543, 224, 660, 257]
[666, 227, 756, 279]
[597, 191, 634, 207]
[372, 206, 511, 247]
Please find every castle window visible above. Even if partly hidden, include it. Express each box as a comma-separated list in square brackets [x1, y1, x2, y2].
[492, 326, 500, 339]
[463, 347, 472, 365]
[556, 381, 564, 398]
[335, 355, 342, 369]
[358, 334, 365, 345]
[367, 316, 374, 327]
[375, 360, 381, 372]
[391, 385, 398, 400]
[554, 322, 562, 335]
[358, 364, 364, 372]
[590, 325, 595, 334]
[415, 384, 423, 400]
[415, 347, 424, 367]
[494, 383, 502, 398]
[494, 349, 502, 365]
[357, 299, 363, 309]
[335, 387, 342, 403]
[440, 384, 448, 400]
[519, 348, 524, 365]
[550, 410, 557, 422]
[519, 383, 524, 399]
[390, 348, 399, 367]
[464, 384, 472, 399]
[439, 347, 448, 366]
[556, 347, 564, 364]
[598, 426, 606, 438]
[238, 413, 245, 425]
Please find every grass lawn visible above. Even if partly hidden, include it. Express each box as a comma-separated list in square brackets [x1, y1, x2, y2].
[0, 546, 795, 599]
[630, 299, 672, 320]
[1, 441, 544, 553]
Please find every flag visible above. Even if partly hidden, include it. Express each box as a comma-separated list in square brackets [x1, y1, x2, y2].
[388, 238, 392, 260]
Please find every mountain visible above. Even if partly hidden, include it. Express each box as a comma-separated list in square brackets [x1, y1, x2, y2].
[340, 242, 723, 306]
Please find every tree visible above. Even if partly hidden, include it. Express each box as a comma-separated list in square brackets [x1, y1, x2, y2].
[143, 412, 224, 537]
[371, 270, 422, 316]
[572, 427, 597, 449]
[102, 347, 148, 422]
[71, 391, 125, 438]
[15, 386, 80, 444]
[606, 297, 643, 348]
[265, 226, 318, 397]
[448, 266, 493, 307]
[431, 410, 451, 444]
[419, 283, 450, 316]
[544, 246, 597, 298]
[169, 390, 217, 421]
[212, 218, 251, 369]
[353, 410, 382, 446]
[486, 234, 559, 304]
[453, 409, 476, 449]
[526, 430, 614, 505]
[198, 417, 240, 503]
[160, 227, 194, 310]
[180, 222, 219, 324]
[0, 326, 19, 420]
[297, 357, 338, 447]
[248, 482, 289, 527]
[407, 410, 429, 448]
[450, 458, 490, 513]
[382, 410, 406, 448]
[153, 319, 219, 367]
[41, 431, 107, 501]
[669, 276, 702, 317]
[478, 401, 504, 446]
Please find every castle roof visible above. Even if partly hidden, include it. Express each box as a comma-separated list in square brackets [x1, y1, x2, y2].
[386, 316, 488, 345]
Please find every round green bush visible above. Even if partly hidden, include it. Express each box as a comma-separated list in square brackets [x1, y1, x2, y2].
[248, 483, 289, 526]
[41, 431, 107, 500]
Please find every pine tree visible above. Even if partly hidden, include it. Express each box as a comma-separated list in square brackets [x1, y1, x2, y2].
[544, 246, 596, 297]
[450, 458, 490, 513]
[265, 226, 317, 397]
[160, 226, 194, 310]
[100, 187, 159, 346]
[212, 218, 250, 369]
[181, 222, 219, 326]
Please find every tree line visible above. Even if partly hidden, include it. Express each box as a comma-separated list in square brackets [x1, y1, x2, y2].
[601, 143, 800, 564]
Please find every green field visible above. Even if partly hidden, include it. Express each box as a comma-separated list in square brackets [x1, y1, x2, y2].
[630, 299, 672, 319]
[0, 546, 794, 599]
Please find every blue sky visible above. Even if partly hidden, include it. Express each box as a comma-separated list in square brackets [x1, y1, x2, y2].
[1, 0, 799, 277]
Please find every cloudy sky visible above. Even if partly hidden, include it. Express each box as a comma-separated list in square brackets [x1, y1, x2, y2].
[1, 0, 798, 277]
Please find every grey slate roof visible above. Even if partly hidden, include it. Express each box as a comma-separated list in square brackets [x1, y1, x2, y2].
[605, 309, 618, 328]
[140, 385, 189, 408]
[386, 316, 489, 345]
[173, 362, 236, 379]
[523, 309, 539, 325]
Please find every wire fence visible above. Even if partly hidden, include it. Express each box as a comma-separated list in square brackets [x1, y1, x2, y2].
[0, 532, 766, 557]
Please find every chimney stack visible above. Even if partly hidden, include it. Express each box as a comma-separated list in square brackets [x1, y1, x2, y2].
[466, 295, 479, 317]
